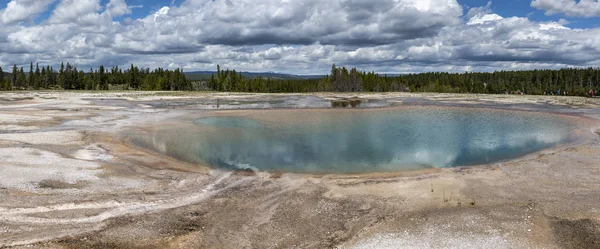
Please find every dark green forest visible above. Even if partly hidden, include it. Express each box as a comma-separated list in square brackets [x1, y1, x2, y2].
[1, 63, 600, 96]
[0, 63, 190, 91]
[209, 64, 600, 96]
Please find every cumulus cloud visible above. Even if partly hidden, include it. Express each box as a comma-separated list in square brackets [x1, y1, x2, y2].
[467, 13, 504, 25]
[106, 0, 131, 17]
[466, 1, 493, 19]
[1, 0, 600, 74]
[531, 0, 600, 17]
[123, 0, 463, 47]
[0, 0, 55, 24]
[50, 0, 102, 24]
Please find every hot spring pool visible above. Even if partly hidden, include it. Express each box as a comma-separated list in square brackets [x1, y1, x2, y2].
[132, 108, 578, 174]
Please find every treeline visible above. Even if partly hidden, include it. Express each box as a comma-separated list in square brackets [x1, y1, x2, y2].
[206, 65, 329, 92]
[0, 63, 190, 91]
[208, 64, 600, 96]
[394, 68, 600, 96]
[2, 62, 600, 96]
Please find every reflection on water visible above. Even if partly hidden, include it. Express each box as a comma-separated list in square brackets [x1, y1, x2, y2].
[132, 108, 577, 174]
[331, 99, 362, 108]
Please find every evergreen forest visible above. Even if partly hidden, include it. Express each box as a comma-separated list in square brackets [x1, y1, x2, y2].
[1, 63, 600, 97]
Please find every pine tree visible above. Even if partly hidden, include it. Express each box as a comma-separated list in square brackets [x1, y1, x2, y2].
[209, 74, 216, 90]
[11, 65, 18, 89]
[62, 63, 71, 89]
[49, 66, 56, 88]
[28, 62, 33, 89]
[18, 67, 26, 90]
[87, 68, 94, 90]
[59, 62, 65, 89]
[34, 63, 41, 89]
[41, 67, 47, 89]
[99, 66, 106, 90]
[330, 64, 337, 86]
[0, 66, 5, 91]
[78, 70, 85, 90]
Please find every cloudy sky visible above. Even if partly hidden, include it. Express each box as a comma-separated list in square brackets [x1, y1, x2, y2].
[0, 0, 600, 74]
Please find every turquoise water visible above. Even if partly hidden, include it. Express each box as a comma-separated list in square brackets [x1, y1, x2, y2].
[194, 116, 263, 129]
[134, 108, 577, 174]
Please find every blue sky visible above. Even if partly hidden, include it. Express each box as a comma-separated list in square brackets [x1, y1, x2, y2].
[1, 0, 600, 74]
[461, 0, 600, 28]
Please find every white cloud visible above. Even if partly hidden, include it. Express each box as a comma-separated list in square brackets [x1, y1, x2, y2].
[539, 22, 569, 30]
[467, 13, 504, 25]
[50, 0, 101, 24]
[466, 1, 493, 19]
[153, 6, 169, 22]
[106, 0, 131, 17]
[0, 0, 55, 24]
[531, 0, 600, 17]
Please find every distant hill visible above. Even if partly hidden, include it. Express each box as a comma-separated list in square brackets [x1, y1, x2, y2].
[185, 71, 324, 81]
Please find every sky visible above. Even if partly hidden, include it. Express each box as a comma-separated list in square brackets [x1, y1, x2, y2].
[1, 0, 600, 74]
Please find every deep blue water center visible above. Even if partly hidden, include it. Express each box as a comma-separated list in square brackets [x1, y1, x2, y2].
[137, 108, 576, 174]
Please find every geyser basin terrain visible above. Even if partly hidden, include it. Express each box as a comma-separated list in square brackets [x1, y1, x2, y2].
[132, 107, 578, 174]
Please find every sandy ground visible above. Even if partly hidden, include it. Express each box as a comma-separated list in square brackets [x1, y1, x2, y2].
[0, 91, 599, 249]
